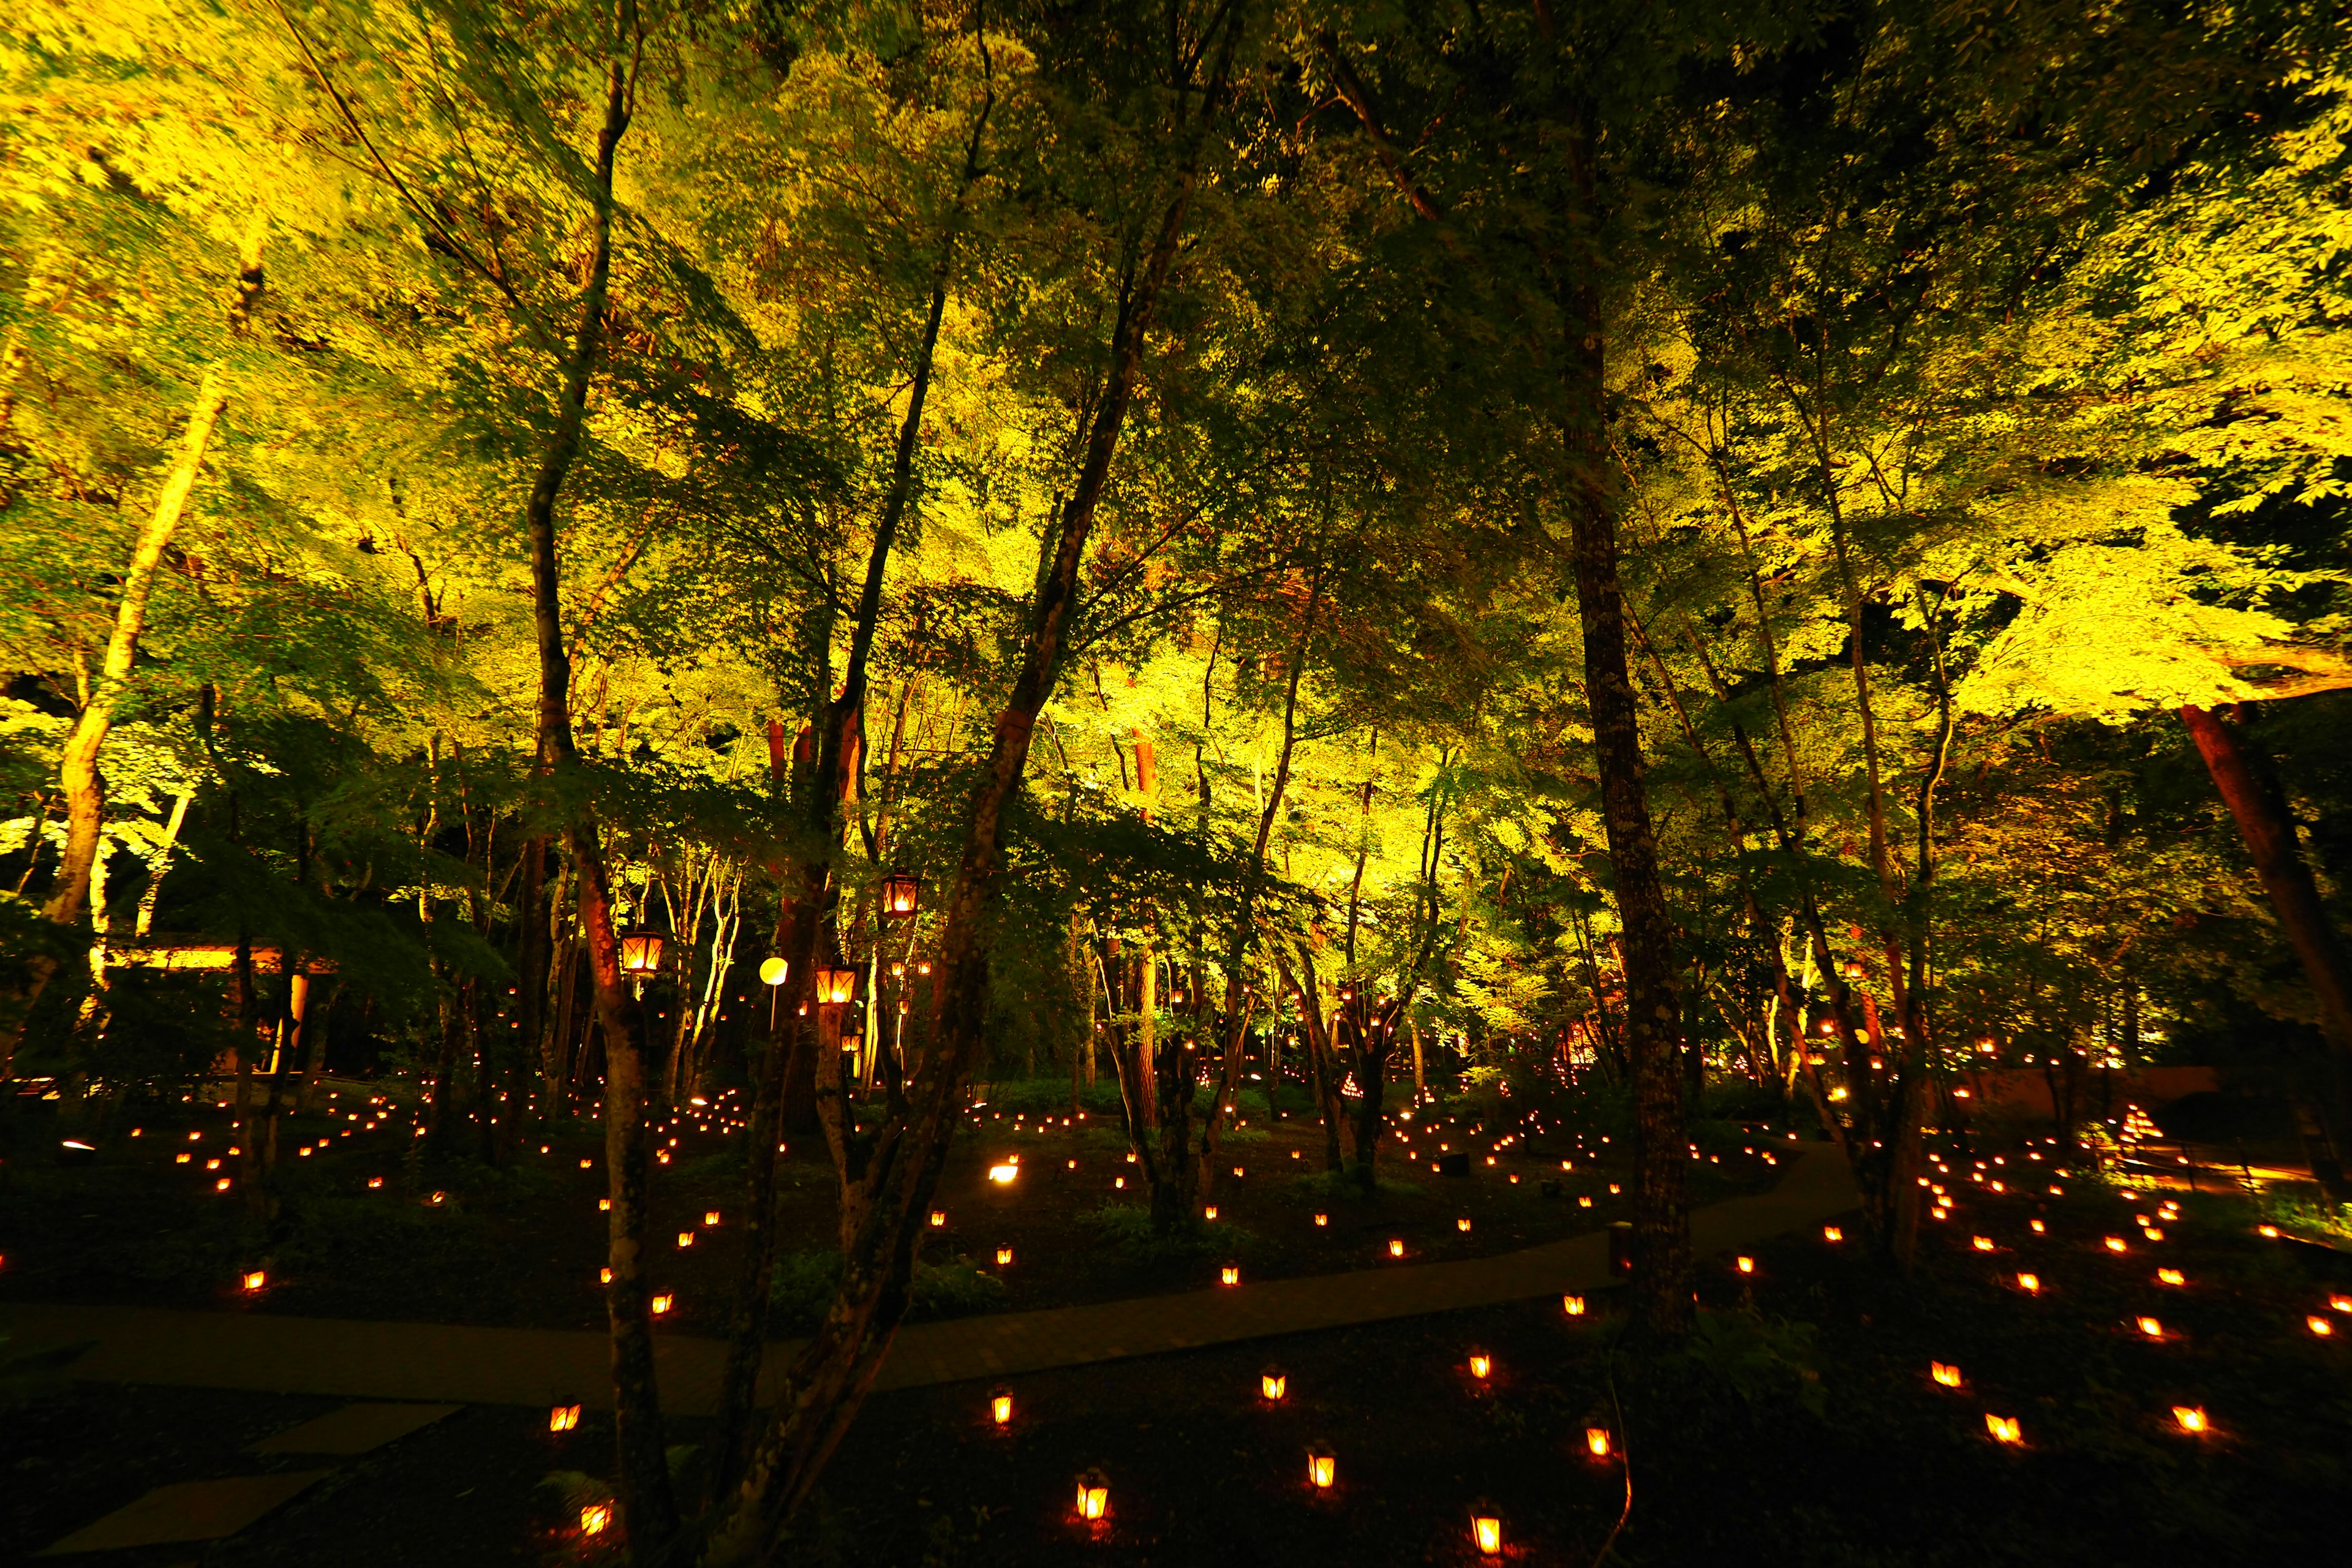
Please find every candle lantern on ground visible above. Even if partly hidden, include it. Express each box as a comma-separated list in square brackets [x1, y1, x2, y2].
[1074, 1469, 1110, 1522]
[1306, 1445, 1336, 1489]
[1470, 1504, 1503, 1556]
[991, 1387, 1014, 1426]
[1261, 1365, 1287, 1401]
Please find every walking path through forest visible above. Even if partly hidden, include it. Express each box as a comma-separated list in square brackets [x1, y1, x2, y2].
[1, 1144, 1858, 1414]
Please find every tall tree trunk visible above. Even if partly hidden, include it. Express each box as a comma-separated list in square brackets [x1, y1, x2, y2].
[698, 42, 1232, 1549]
[2182, 701, 2352, 1186]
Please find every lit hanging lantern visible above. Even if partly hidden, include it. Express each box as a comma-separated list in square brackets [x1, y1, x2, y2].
[758, 956, 789, 986]
[1471, 1506, 1504, 1556]
[549, 1403, 582, 1433]
[2029, 1219, 2046, 1234]
[882, 872, 920, 918]
[1931, 1362, 1961, 1388]
[1074, 1468, 1110, 1521]
[677, 1231, 695, 1248]
[619, 929, 668, 975]
[2331, 1293, 2352, 1313]
[2104, 1235, 2128, 1253]
[1842, 960, 1865, 979]
[1306, 1446, 1336, 1490]
[815, 967, 857, 1005]
[2258, 1223, 2280, 1238]
[1261, 1366, 1287, 1401]
[991, 1387, 1014, 1427]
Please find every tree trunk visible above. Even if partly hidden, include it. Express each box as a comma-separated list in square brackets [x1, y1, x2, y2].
[697, 48, 1231, 1548]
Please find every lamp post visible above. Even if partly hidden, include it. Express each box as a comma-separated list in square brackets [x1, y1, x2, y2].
[619, 929, 668, 998]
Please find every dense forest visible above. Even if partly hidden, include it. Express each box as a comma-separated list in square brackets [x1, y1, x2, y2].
[4, 1, 2348, 1561]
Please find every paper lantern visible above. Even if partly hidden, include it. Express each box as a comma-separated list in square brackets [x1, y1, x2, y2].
[1564, 1294, 1586, 1316]
[1586, 1426, 1612, 1457]
[1075, 1469, 1110, 1521]
[600, 1198, 612, 1212]
[618, 929, 667, 974]
[1307, 1447, 1335, 1489]
[2258, 1224, 2280, 1238]
[1261, 1366, 1287, 1401]
[600, 1267, 612, 1284]
[368, 1176, 383, 1189]
[1471, 1508, 1503, 1556]
[758, 956, 788, 986]
[2331, 1294, 2352, 1313]
[549, 1403, 581, 1433]
[1931, 1362, 1961, 1388]
[2172, 1405, 2207, 1433]
[581, 1503, 612, 1535]
[1985, 1414, 2022, 1444]
[991, 1387, 1013, 1426]
[881, 872, 920, 918]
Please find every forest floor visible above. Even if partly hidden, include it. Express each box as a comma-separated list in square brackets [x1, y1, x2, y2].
[2, 1139, 2346, 1567]
[0, 1076, 1789, 1332]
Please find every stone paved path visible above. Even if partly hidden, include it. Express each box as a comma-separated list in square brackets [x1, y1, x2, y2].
[0, 1143, 1856, 1412]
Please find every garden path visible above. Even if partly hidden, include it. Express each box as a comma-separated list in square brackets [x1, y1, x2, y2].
[0, 1142, 1857, 1412]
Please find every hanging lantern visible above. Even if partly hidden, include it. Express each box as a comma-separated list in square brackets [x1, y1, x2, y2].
[991, 1387, 1014, 1427]
[1261, 1366, 1287, 1401]
[549, 1403, 582, 1433]
[1204, 1205, 1218, 1219]
[1306, 1446, 1336, 1490]
[758, 956, 789, 986]
[882, 872, 920, 918]
[2136, 1316, 2163, 1339]
[619, 929, 668, 975]
[1471, 1506, 1503, 1556]
[815, 967, 857, 1005]
[1842, 960, 1865, 979]
[1074, 1468, 1110, 1521]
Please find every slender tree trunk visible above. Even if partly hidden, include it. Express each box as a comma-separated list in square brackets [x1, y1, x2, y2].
[698, 48, 1232, 1549]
